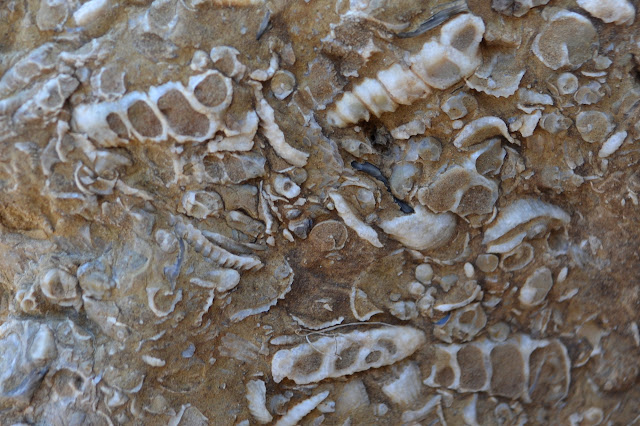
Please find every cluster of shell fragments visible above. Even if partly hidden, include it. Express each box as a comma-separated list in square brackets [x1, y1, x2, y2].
[0, 0, 639, 424]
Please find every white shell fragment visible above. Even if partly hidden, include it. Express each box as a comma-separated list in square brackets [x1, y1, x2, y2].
[577, 0, 635, 25]
[378, 206, 456, 251]
[327, 14, 485, 127]
[74, 0, 110, 26]
[246, 380, 273, 424]
[519, 267, 553, 307]
[271, 326, 426, 384]
[453, 116, 515, 149]
[483, 198, 571, 253]
[381, 362, 423, 406]
[254, 93, 309, 167]
[329, 191, 383, 248]
[598, 131, 627, 158]
[274, 391, 329, 426]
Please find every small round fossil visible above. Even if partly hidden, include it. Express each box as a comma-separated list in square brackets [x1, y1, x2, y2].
[270, 70, 296, 100]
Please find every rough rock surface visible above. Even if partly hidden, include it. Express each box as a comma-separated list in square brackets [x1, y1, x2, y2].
[0, 0, 639, 424]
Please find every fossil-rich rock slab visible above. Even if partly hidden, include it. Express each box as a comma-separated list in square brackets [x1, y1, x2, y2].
[0, 0, 639, 424]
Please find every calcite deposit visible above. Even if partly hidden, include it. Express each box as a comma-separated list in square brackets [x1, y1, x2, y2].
[0, 0, 639, 424]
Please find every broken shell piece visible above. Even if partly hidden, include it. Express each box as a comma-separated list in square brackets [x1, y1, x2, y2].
[483, 198, 571, 253]
[389, 163, 419, 200]
[155, 229, 179, 253]
[532, 10, 598, 70]
[274, 391, 329, 426]
[519, 267, 553, 307]
[271, 326, 425, 384]
[424, 334, 570, 403]
[273, 174, 301, 199]
[500, 242, 534, 271]
[209, 46, 246, 80]
[473, 138, 506, 176]
[91, 65, 126, 101]
[335, 379, 369, 418]
[329, 191, 382, 248]
[575, 111, 614, 143]
[434, 280, 482, 312]
[254, 93, 309, 167]
[577, 0, 635, 25]
[378, 206, 456, 251]
[475, 254, 498, 273]
[491, 0, 550, 17]
[434, 303, 487, 343]
[40, 268, 79, 308]
[418, 166, 499, 217]
[466, 52, 525, 98]
[270, 70, 296, 100]
[390, 119, 426, 140]
[351, 287, 383, 321]
[441, 92, 478, 120]
[191, 268, 240, 292]
[381, 362, 423, 406]
[73, 0, 109, 26]
[389, 300, 418, 320]
[598, 130, 627, 158]
[574, 81, 604, 105]
[246, 380, 272, 424]
[453, 116, 514, 149]
[179, 190, 224, 219]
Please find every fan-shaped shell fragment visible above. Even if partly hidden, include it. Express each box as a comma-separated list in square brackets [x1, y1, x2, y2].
[532, 10, 598, 70]
[271, 326, 425, 384]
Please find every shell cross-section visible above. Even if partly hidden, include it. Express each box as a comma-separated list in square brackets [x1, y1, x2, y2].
[72, 70, 233, 145]
[326, 14, 485, 127]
